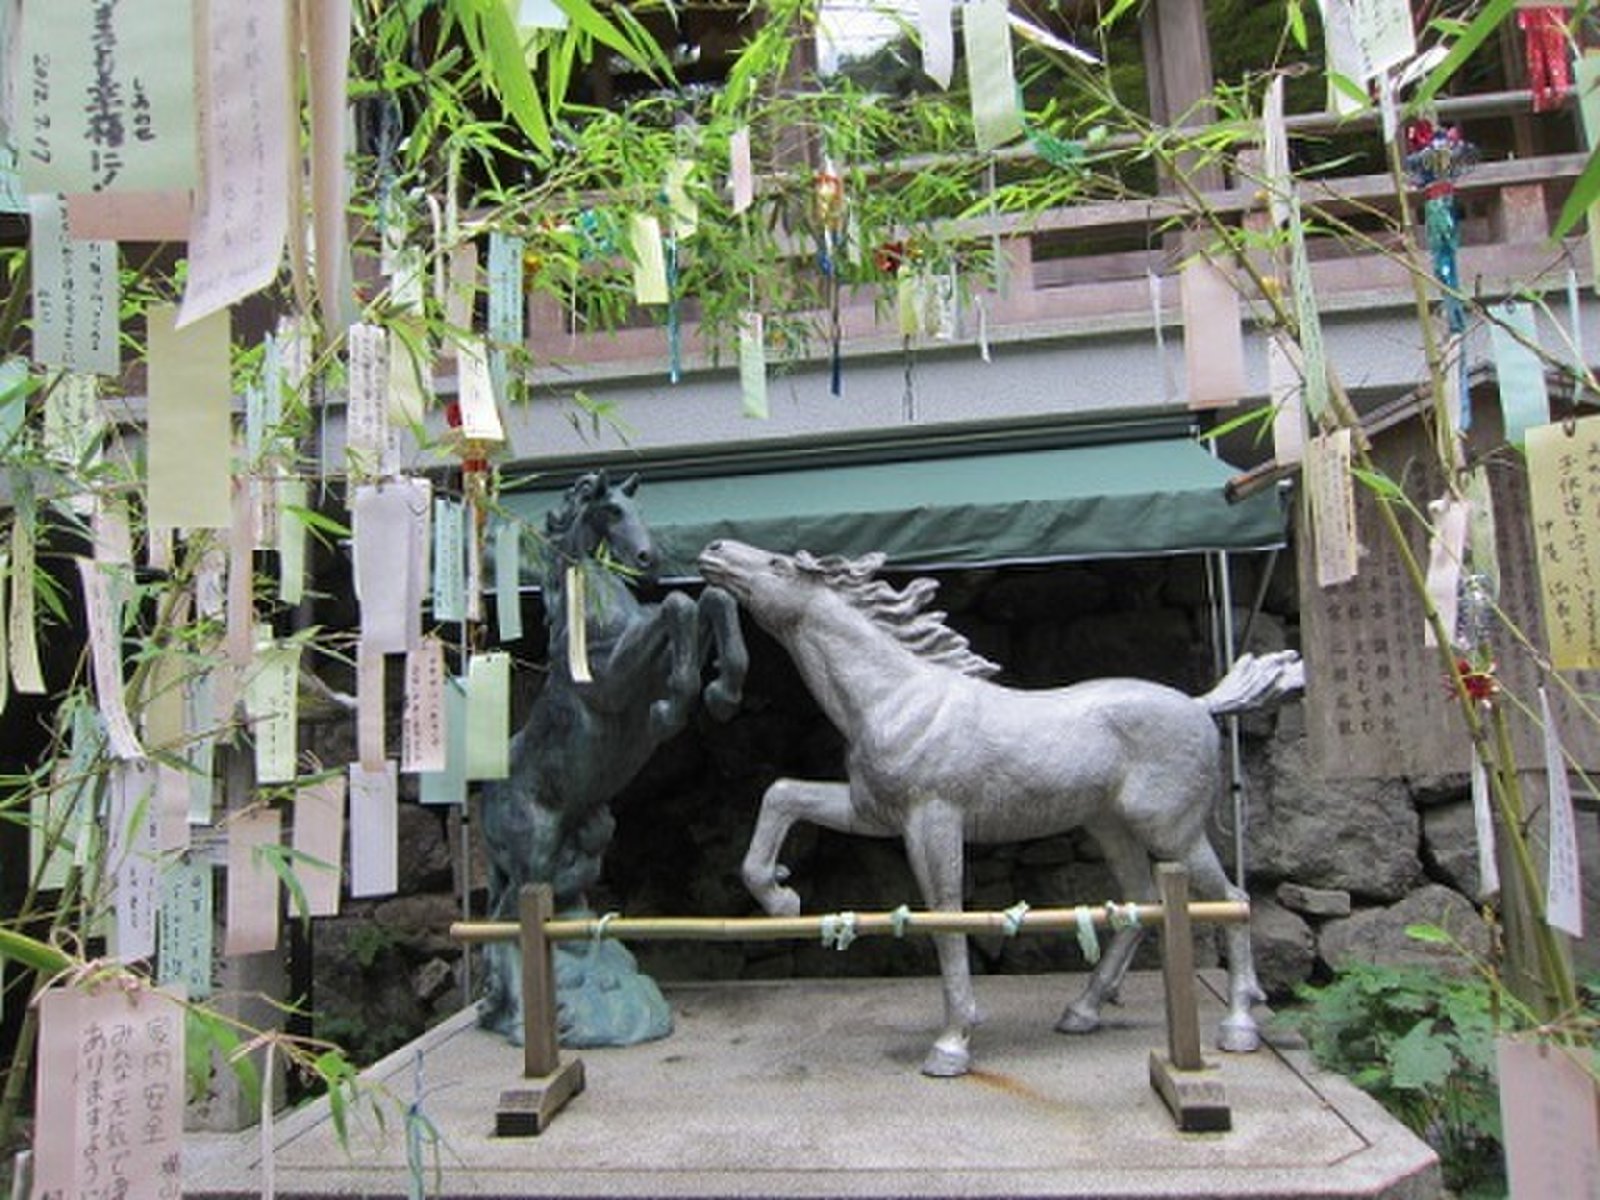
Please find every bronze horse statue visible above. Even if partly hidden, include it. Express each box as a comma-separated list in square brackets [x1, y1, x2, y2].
[478, 472, 747, 1044]
[699, 539, 1302, 1077]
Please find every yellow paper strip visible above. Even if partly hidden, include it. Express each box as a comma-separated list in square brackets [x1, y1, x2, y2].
[76, 557, 145, 760]
[566, 564, 592, 684]
[147, 305, 233, 529]
[1307, 429, 1360, 588]
[629, 213, 669, 305]
[1528, 417, 1600, 669]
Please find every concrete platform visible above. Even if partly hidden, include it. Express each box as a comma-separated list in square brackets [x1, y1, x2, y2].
[186, 972, 1442, 1200]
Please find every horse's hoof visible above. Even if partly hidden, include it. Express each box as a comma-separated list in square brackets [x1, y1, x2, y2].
[1217, 1014, 1261, 1054]
[704, 681, 740, 722]
[921, 1038, 970, 1078]
[1054, 1007, 1100, 1036]
[760, 886, 802, 918]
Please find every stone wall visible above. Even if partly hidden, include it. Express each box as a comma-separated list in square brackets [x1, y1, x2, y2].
[307, 550, 1600, 1063]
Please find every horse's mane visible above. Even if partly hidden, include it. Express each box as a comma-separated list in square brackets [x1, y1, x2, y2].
[543, 473, 606, 543]
[793, 551, 1001, 679]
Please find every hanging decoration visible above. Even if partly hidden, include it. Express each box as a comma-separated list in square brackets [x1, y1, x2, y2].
[1517, 5, 1572, 113]
[1403, 120, 1476, 337]
[812, 162, 847, 396]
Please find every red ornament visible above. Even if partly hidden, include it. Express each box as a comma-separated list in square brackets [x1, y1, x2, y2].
[1453, 658, 1500, 703]
[874, 240, 906, 274]
[1518, 6, 1572, 113]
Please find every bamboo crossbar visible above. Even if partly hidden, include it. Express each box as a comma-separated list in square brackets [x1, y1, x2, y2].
[450, 900, 1249, 946]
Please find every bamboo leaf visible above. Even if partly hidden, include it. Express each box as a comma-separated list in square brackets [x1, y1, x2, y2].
[1411, 0, 1515, 109]
[0, 928, 71, 975]
[1553, 145, 1600, 238]
[478, 0, 553, 156]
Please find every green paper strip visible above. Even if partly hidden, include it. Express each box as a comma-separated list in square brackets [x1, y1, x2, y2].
[465, 651, 511, 780]
[1488, 301, 1549, 448]
[739, 313, 768, 420]
[964, 0, 1023, 152]
[495, 519, 523, 642]
[419, 676, 468, 805]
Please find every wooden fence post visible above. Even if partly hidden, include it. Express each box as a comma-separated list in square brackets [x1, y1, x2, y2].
[1148, 863, 1231, 1132]
[495, 884, 586, 1136]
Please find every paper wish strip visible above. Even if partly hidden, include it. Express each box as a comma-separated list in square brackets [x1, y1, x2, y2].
[418, 676, 467, 805]
[33, 985, 187, 1200]
[9, 504, 46, 694]
[178, 0, 291, 326]
[345, 322, 393, 477]
[351, 478, 430, 653]
[349, 760, 398, 898]
[465, 650, 510, 780]
[402, 639, 446, 774]
[1488, 302, 1550, 447]
[433, 497, 466, 623]
[308, 0, 354, 338]
[1496, 1038, 1600, 1197]
[159, 856, 214, 998]
[495, 519, 523, 642]
[1538, 688, 1584, 938]
[224, 806, 281, 955]
[107, 758, 160, 960]
[1307, 428, 1360, 587]
[291, 776, 344, 917]
[964, 0, 1023, 151]
[1527, 417, 1600, 669]
[243, 639, 301, 784]
[77, 557, 145, 760]
[147, 305, 233, 530]
[29, 194, 120, 376]
[918, 0, 954, 88]
[455, 337, 506, 443]
[729, 126, 754, 214]
[739, 312, 769, 419]
[1180, 257, 1245, 409]
[17, 0, 199, 194]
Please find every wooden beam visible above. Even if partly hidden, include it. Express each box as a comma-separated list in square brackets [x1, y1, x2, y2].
[496, 883, 586, 1137]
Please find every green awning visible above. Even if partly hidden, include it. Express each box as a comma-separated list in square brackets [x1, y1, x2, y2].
[502, 438, 1286, 579]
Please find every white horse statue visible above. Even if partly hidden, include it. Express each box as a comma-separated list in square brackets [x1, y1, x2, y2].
[698, 539, 1304, 1078]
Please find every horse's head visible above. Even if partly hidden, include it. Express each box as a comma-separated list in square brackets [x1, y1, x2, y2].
[699, 540, 879, 635]
[546, 470, 659, 579]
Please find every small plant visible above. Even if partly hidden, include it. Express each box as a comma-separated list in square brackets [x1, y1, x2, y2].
[1283, 960, 1505, 1197]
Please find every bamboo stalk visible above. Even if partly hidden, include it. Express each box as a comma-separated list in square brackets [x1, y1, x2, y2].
[450, 901, 1250, 945]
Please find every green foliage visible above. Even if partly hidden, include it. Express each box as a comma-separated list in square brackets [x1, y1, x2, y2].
[1283, 962, 1504, 1195]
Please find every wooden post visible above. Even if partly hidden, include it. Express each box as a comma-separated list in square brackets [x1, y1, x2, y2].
[1148, 863, 1231, 1132]
[495, 884, 585, 1137]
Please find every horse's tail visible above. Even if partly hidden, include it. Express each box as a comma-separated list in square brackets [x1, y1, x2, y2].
[1199, 650, 1305, 716]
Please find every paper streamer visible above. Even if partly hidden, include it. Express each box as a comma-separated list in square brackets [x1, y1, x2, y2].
[738, 312, 769, 419]
[28, 194, 119, 376]
[291, 776, 344, 917]
[432, 498, 466, 623]
[456, 337, 506, 443]
[419, 677, 468, 806]
[1538, 687, 1583, 938]
[729, 126, 754, 214]
[34, 986, 187, 1200]
[17, 0, 199, 193]
[1180, 257, 1245, 409]
[107, 759, 159, 960]
[1288, 201, 1329, 421]
[495, 519, 523, 642]
[1422, 498, 1469, 648]
[148, 305, 232, 529]
[1488, 302, 1550, 447]
[244, 640, 301, 784]
[357, 644, 386, 772]
[566, 565, 592, 683]
[1268, 333, 1305, 466]
[178, 0, 291, 327]
[159, 857, 214, 998]
[225, 806, 281, 955]
[964, 0, 1022, 151]
[348, 760, 398, 898]
[351, 478, 431, 653]
[629, 214, 669, 305]
[402, 639, 447, 774]
[8, 496, 44, 694]
[1527, 417, 1600, 669]
[465, 651, 511, 780]
[1307, 429, 1360, 587]
[277, 477, 308, 605]
[308, 0, 354, 339]
[346, 322, 392, 478]
[1470, 754, 1500, 898]
[77, 558, 144, 760]
[1497, 1038, 1600, 1197]
[919, 0, 954, 88]
[1262, 76, 1292, 229]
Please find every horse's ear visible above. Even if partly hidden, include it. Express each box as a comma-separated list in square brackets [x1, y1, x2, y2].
[619, 473, 641, 496]
[593, 468, 611, 494]
[572, 473, 596, 501]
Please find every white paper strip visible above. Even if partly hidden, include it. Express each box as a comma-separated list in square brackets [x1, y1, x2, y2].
[28, 194, 119, 376]
[291, 776, 344, 918]
[1268, 332, 1305, 466]
[178, 0, 291, 327]
[1422, 498, 1469, 648]
[1539, 688, 1584, 938]
[77, 558, 144, 760]
[108, 758, 160, 961]
[729, 125, 754, 214]
[964, 0, 1023, 151]
[244, 639, 300, 784]
[402, 639, 447, 774]
[348, 760, 398, 898]
[1181, 257, 1245, 409]
[1262, 76, 1291, 228]
[345, 322, 392, 478]
[8, 505, 44, 694]
[919, 0, 954, 88]
[1471, 755, 1500, 899]
[455, 337, 506, 443]
[357, 643, 386, 772]
[1307, 429, 1360, 587]
[351, 478, 430, 653]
